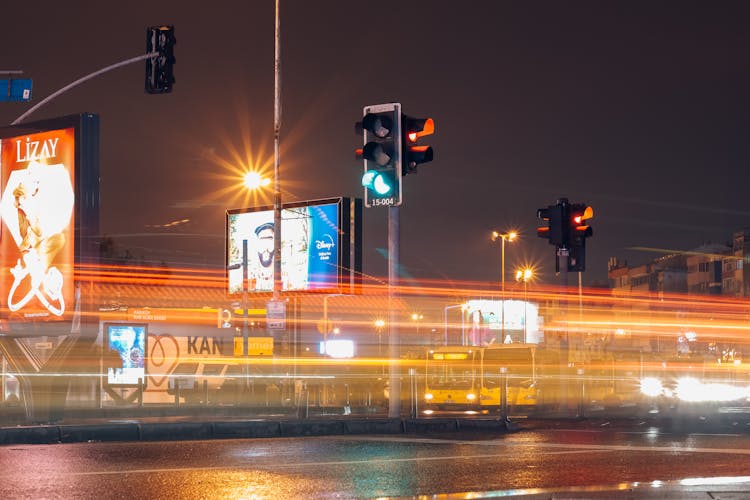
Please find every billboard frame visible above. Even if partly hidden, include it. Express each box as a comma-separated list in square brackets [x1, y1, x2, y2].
[0, 113, 100, 335]
[226, 196, 362, 295]
[104, 322, 148, 388]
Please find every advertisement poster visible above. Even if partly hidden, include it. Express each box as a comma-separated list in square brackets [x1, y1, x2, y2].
[106, 323, 147, 386]
[0, 127, 76, 320]
[227, 201, 341, 293]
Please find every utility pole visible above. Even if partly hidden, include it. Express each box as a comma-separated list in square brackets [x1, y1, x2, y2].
[388, 206, 400, 418]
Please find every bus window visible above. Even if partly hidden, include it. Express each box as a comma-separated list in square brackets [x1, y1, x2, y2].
[482, 346, 534, 383]
[426, 350, 477, 390]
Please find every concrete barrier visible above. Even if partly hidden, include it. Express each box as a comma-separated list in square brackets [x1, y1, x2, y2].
[403, 418, 459, 433]
[0, 417, 520, 445]
[456, 418, 517, 432]
[213, 421, 282, 439]
[60, 423, 141, 443]
[0, 425, 61, 445]
[139, 422, 213, 441]
[280, 419, 346, 436]
[345, 418, 403, 434]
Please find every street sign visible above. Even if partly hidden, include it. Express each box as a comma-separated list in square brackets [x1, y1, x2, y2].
[0, 79, 33, 102]
[266, 300, 286, 330]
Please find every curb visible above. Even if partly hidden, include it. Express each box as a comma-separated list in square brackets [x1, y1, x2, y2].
[0, 417, 515, 446]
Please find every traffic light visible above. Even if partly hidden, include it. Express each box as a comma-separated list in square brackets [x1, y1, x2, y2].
[568, 204, 593, 243]
[567, 203, 593, 272]
[401, 114, 434, 175]
[356, 103, 402, 207]
[537, 201, 567, 247]
[145, 25, 176, 94]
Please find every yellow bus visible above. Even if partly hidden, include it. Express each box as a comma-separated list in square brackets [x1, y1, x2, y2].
[424, 345, 560, 413]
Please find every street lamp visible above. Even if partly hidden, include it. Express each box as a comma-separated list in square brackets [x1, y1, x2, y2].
[374, 319, 386, 358]
[491, 230, 517, 342]
[411, 313, 424, 337]
[515, 267, 534, 343]
[244, 171, 271, 190]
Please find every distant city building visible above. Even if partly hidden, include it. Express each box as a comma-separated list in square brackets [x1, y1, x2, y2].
[607, 254, 687, 296]
[608, 228, 750, 297]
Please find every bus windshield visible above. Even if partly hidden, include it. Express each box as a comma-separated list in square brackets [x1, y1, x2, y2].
[426, 350, 477, 389]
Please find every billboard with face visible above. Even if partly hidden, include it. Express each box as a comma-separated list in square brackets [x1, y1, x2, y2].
[227, 198, 360, 294]
[0, 128, 76, 320]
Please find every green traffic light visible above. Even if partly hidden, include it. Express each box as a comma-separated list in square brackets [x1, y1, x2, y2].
[362, 171, 393, 196]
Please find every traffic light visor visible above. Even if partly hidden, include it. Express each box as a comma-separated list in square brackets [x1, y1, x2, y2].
[404, 117, 434, 140]
[362, 113, 393, 138]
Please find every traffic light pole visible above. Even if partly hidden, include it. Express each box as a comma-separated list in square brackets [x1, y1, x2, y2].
[388, 206, 401, 418]
[242, 240, 250, 392]
[272, 0, 282, 302]
[557, 246, 569, 354]
[11, 52, 157, 125]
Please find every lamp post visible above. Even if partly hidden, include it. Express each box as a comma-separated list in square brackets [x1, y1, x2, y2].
[515, 267, 534, 344]
[491, 231, 517, 342]
[374, 319, 386, 358]
[411, 313, 424, 336]
[272, 0, 282, 302]
[236, 171, 271, 390]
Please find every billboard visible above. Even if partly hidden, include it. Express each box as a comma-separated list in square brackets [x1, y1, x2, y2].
[106, 323, 147, 386]
[0, 127, 75, 320]
[0, 114, 99, 331]
[226, 197, 361, 294]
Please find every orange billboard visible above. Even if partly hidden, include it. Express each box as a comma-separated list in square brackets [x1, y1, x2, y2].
[0, 127, 76, 321]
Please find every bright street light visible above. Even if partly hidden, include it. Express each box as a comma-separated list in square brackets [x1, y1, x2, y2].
[491, 230, 518, 341]
[244, 171, 271, 190]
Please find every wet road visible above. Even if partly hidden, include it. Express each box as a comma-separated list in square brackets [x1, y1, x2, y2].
[2, 419, 750, 499]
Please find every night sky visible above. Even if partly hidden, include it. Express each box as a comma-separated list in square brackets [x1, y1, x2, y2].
[1, 1, 748, 287]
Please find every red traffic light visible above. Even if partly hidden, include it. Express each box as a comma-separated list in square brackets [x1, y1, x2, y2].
[402, 115, 434, 174]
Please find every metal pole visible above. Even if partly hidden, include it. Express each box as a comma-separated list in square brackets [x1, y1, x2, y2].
[523, 281, 528, 344]
[272, 0, 282, 301]
[12, 53, 156, 125]
[388, 206, 401, 418]
[323, 295, 329, 348]
[242, 240, 249, 391]
[501, 237, 506, 342]
[461, 309, 466, 346]
[242, 240, 249, 356]
[443, 307, 448, 346]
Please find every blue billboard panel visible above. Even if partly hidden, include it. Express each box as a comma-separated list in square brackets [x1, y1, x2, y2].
[227, 198, 360, 294]
[106, 323, 147, 386]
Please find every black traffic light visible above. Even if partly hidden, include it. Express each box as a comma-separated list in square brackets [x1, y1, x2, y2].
[567, 203, 593, 272]
[145, 25, 176, 94]
[537, 200, 567, 247]
[537, 198, 594, 272]
[356, 103, 402, 207]
[401, 114, 434, 175]
[568, 203, 593, 244]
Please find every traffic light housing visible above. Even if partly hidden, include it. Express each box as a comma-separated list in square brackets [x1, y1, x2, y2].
[537, 198, 594, 272]
[567, 203, 593, 272]
[402, 115, 434, 175]
[356, 103, 402, 207]
[145, 25, 176, 94]
[537, 201, 567, 247]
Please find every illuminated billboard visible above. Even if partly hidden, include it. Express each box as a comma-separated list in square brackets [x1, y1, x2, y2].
[106, 323, 147, 386]
[226, 197, 361, 294]
[0, 114, 99, 331]
[0, 128, 76, 320]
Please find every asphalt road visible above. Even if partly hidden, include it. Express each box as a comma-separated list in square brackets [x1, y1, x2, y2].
[2, 419, 750, 499]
